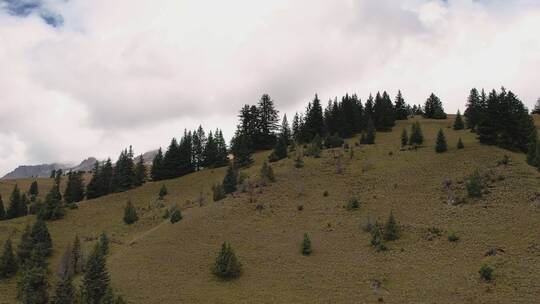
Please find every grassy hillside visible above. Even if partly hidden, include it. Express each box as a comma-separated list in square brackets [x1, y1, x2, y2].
[2, 116, 540, 303]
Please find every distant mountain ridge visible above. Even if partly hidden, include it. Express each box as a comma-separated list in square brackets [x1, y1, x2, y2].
[2, 150, 159, 180]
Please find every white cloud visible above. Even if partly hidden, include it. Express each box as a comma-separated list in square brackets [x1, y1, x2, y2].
[0, 0, 539, 175]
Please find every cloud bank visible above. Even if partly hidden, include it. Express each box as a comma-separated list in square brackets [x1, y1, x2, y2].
[0, 0, 539, 175]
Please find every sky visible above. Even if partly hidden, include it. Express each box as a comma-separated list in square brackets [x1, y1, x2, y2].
[0, 0, 539, 175]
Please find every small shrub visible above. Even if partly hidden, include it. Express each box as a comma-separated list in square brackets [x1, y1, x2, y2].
[479, 264, 493, 282]
[297, 205, 304, 211]
[212, 184, 226, 202]
[370, 225, 387, 251]
[323, 191, 329, 197]
[448, 231, 460, 242]
[345, 198, 360, 211]
[466, 170, 484, 198]
[294, 154, 304, 168]
[212, 242, 242, 279]
[123, 200, 139, 225]
[457, 138, 464, 149]
[383, 212, 400, 241]
[169, 205, 182, 224]
[497, 154, 510, 166]
[159, 185, 168, 199]
[324, 134, 344, 149]
[260, 161, 276, 183]
[301, 233, 312, 256]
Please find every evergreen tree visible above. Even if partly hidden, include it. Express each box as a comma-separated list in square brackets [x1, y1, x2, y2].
[192, 126, 207, 171]
[39, 180, 64, 221]
[270, 135, 288, 162]
[435, 129, 448, 153]
[86, 162, 102, 199]
[383, 212, 400, 241]
[260, 161, 275, 183]
[453, 110, 465, 130]
[409, 121, 424, 145]
[457, 138, 464, 149]
[17, 225, 33, 265]
[373, 91, 395, 131]
[304, 94, 325, 140]
[212, 242, 241, 279]
[123, 200, 138, 225]
[202, 132, 217, 168]
[401, 128, 408, 147]
[134, 155, 147, 187]
[64, 172, 85, 205]
[301, 233, 312, 256]
[212, 184, 226, 202]
[17, 250, 49, 304]
[31, 219, 53, 258]
[100, 159, 113, 195]
[532, 98, 540, 115]
[423, 93, 447, 119]
[280, 114, 292, 146]
[82, 245, 110, 304]
[177, 130, 195, 176]
[51, 274, 75, 304]
[111, 147, 136, 193]
[151, 148, 164, 181]
[169, 205, 182, 224]
[158, 185, 168, 199]
[99, 232, 109, 256]
[222, 164, 238, 194]
[0, 194, 5, 220]
[29, 181, 39, 198]
[70, 236, 83, 275]
[360, 117, 376, 145]
[257, 94, 280, 149]
[477, 88, 535, 152]
[364, 94, 375, 119]
[527, 135, 539, 169]
[0, 239, 18, 278]
[394, 90, 408, 120]
[464, 88, 485, 131]
[231, 133, 253, 168]
[6, 184, 24, 219]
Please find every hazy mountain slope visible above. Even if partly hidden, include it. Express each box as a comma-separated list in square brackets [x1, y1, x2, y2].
[1, 117, 540, 303]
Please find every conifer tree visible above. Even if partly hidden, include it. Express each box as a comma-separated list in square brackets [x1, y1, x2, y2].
[202, 132, 217, 168]
[192, 126, 207, 171]
[222, 164, 238, 194]
[6, 184, 24, 219]
[158, 185, 168, 200]
[17, 225, 33, 265]
[81, 245, 110, 304]
[364, 94, 375, 119]
[64, 171, 85, 205]
[409, 121, 424, 145]
[373, 91, 396, 131]
[257, 94, 280, 149]
[280, 114, 292, 146]
[0, 239, 18, 279]
[0, 194, 5, 220]
[51, 274, 75, 304]
[212, 242, 242, 279]
[383, 212, 400, 241]
[100, 159, 113, 195]
[304, 94, 325, 140]
[134, 155, 147, 187]
[151, 148, 164, 181]
[260, 161, 275, 183]
[301, 233, 312, 256]
[231, 134, 253, 168]
[17, 249, 49, 304]
[99, 232, 109, 256]
[70, 236, 83, 275]
[111, 147, 136, 193]
[212, 184, 226, 202]
[453, 110, 465, 130]
[361, 118, 376, 145]
[423, 93, 447, 119]
[457, 138, 464, 149]
[31, 219, 53, 258]
[169, 205, 182, 224]
[86, 162, 102, 199]
[123, 200, 138, 225]
[401, 128, 408, 147]
[435, 129, 448, 153]
[394, 90, 409, 120]
[29, 181, 39, 198]
[40, 180, 64, 221]
[464, 88, 485, 131]
[532, 98, 540, 115]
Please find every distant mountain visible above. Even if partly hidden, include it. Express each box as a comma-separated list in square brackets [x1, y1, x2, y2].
[2, 150, 157, 180]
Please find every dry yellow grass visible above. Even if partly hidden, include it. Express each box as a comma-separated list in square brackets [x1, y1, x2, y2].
[1, 116, 540, 303]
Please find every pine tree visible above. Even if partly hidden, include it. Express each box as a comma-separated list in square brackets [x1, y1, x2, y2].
[222, 164, 238, 194]
[17, 225, 33, 265]
[423, 93, 447, 119]
[192, 126, 207, 171]
[373, 91, 395, 131]
[435, 129, 448, 153]
[364, 94, 374, 119]
[64, 172, 85, 205]
[82, 245, 110, 304]
[86, 161, 102, 199]
[169, 205, 182, 224]
[401, 128, 408, 147]
[0, 239, 18, 278]
[394, 90, 408, 120]
[457, 138, 464, 149]
[6, 184, 24, 219]
[212, 242, 242, 279]
[51, 274, 76, 304]
[70, 236, 83, 275]
[383, 212, 400, 241]
[409, 121, 424, 145]
[111, 147, 136, 193]
[158, 185, 168, 199]
[31, 219, 53, 258]
[280, 114, 292, 146]
[123, 200, 138, 225]
[151, 148, 164, 181]
[257, 94, 280, 149]
[361, 117, 376, 145]
[231, 133, 253, 168]
[301, 233, 312, 256]
[17, 250, 49, 304]
[260, 161, 275, 183]
[0, 194, 5, 220]
[39, 180, 64, 221]
[134, 155, 147, 187]
[212, 184, 226, 202]
[464, 88, 485, 131]
[29, 181, 39, 198]
[453, 110, 465, 130]
[304, 94, 325, 140]
[99, 232, 109, 256]
[532, 98, 540, 115]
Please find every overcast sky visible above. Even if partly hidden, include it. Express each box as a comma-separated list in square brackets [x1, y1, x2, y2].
[0, 0, 539, 175]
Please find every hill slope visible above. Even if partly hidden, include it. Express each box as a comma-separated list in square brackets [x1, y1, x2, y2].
[1, 116, 540, 303]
